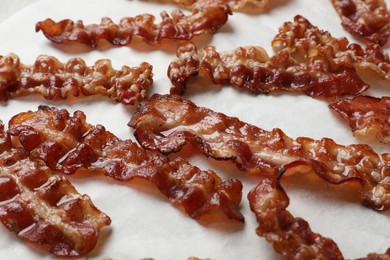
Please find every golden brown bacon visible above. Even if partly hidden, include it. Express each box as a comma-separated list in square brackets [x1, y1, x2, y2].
[129, 94, 390, 211]
[0, 121, 111, 257]
[170, 0, 269, 12]
[168, 41, 369, 98]
[272, 15, 390, 82]
[0, 53, 153, 105]
[8, 106, 244, 222]
[35, 0, 231, 47]
[330, 95, 390, 144]
[330, 0, 390, 46]
[248, 176, 344, 260]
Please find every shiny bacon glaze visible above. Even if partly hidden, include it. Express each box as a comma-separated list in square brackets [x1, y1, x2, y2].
[35, 0, 231, 47]
[0, 53, 153, 104]
[0, 121, 110, 257]
[330, 0, 390, 46]
[330, 95, 390, 144]
[170, 0, 269, 12]
[129, 94, 390, 211]
[168, 41, 368, 98]
[8, 106, 244, 222]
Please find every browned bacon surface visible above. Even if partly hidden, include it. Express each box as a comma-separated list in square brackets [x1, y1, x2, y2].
[330, 95, 390, 144]
[330, 0, 390, 46]
[129, 94, 390, 211]
[0, 121, 111, 257]
[248, 176, 344, 259]
[168, 41, 368, 98]
[35, 0, 231, 47]
[171, 0, 269, 12]
[0, 53, 153, 104]
[8, 106, 244, 222]
[272, 15, 390, 81]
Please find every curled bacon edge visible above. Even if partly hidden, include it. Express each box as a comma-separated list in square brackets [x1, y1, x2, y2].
[8, 105, 244, 222]
[35, 0, 231, 47]
[0, 53, 153, 105]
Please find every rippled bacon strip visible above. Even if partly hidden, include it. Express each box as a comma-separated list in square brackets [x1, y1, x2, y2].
[330, 0, 390, 46]
[129, 94, 390, 211]
[272, 15, 390, 81]
[36, 0, 231, 47]
[0, 121, 111, 257]
[0, 53, 153, 105]
[168, 41, 368, 98]
[8, 106, 244, 222]
[330, 95, 390, 144]
[170, 0, 269, 12]
[248, 174, 390, 259]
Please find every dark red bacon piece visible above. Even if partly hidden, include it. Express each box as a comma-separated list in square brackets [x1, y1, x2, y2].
[35, 0, 231, 47]
[330, 0, 390, 46]
[0, 121, 111, 257]
[129, 94, 390, 211]
[0, 53, 153, 104]
[329, 95, 390, 144]
[272, 15, 390, 82]
[168, 41, 368, 98]
[8, 106, 244, 222]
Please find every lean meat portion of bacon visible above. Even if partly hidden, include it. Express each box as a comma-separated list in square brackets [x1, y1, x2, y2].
[8, 106, 244, 222]
[0, 53, 153, 105]
[129, 94, 390, 211]
[329, 95, 390, 144]
[330, 0, 390, 46]
[170, 0, 269, 12]
[168, 41, 368, 98]
[272, 15, 390, 82]
[0, 121, 111, 257]
[35, 0, 231, 47]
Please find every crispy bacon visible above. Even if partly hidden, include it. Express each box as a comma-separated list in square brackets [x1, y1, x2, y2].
[129, 94, 390, 211]
[272, 15, 390, 81]
[170, 0, 269, 12]
[35, 0, 231, 47]
[248, 176, 344, 259]
[329, 95, 390, 144]
[330, 0, 390, 46]
[0, 121, 111, 257]
[8, 106, 244, 222]
[0, 53, 153, 104]
[168, 41, 369, 98]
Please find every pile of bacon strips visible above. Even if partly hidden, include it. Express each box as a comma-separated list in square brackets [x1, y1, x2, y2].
[0, 0, 390, 258]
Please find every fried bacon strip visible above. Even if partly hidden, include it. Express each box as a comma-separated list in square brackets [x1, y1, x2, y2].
[248, 174, 390, 259]
[168, 41, 368, 98]
[0, 53, 153, 105]
[8, 106, 244, 222]
[330, 95, 390, 144]
[0, 121, 111, 257]
[170, 0, 269, 12]
[330, 0, 390, 46]
[129, 94, 390, 211]
[35, 0, 231, 47]
[272, 15, 390, 81]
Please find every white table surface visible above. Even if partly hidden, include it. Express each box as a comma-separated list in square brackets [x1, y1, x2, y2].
[0, 0, 38, 22]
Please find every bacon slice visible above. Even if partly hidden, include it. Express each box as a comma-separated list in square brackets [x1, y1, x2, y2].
[272, 15, 390, 82]
[329, 95, 390, 144]
[248, 176, 344, 259]
[170, 0, 269, 12]
[330, 0, 390, 46]
[35, 0, 231, 47]
[168, 41, 368, 98]
[129, 94, 390, 211]
[8, 106, 244, 222]
[0, 53, 153, 104]
[0, 121, 111, 257]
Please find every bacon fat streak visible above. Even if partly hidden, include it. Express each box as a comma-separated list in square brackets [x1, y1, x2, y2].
[330, 0, 390, 46]
[330, 95, 390, 144]
[272, 15, 390, 82]
[36, 0, 231, 47]
[168, 41, 368, 98]
[129, 94, 390, 211]
[0, 53, 153, 105]
[0, 121, 111, 256]
[170, 0, 269, 12]
[8, 106, 244, 222]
